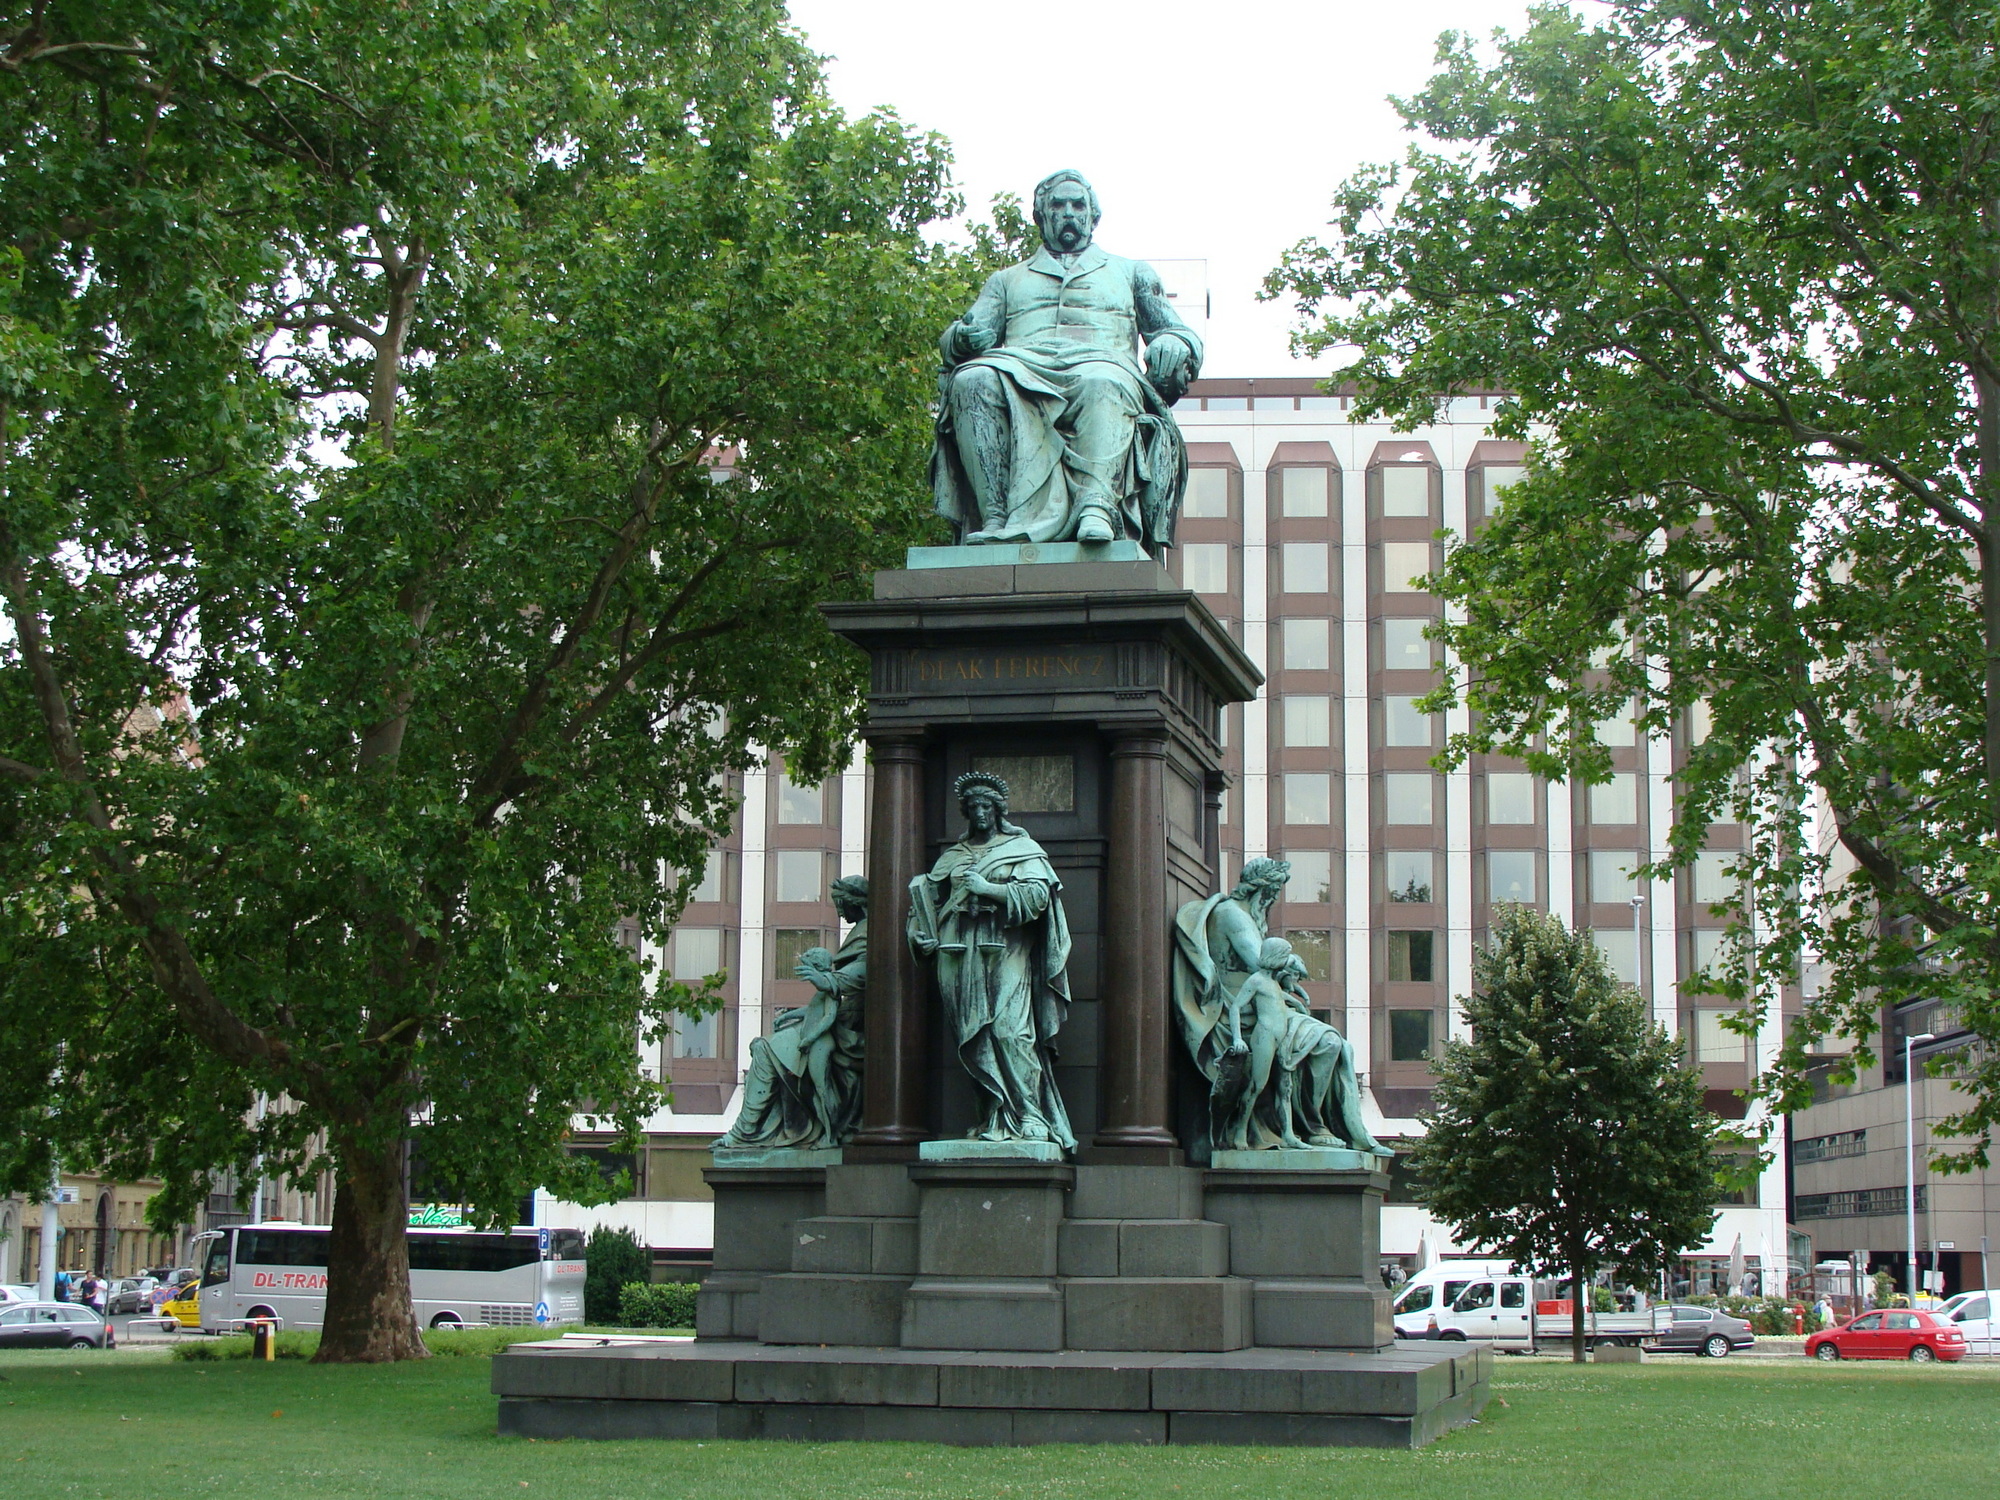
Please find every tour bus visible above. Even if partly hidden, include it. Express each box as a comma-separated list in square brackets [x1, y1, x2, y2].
[194, 1221, 586, 1333]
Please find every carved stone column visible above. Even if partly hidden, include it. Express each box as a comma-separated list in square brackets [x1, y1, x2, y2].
[1093, 729, 1178, 1155]
[850, 730, 928, 1156]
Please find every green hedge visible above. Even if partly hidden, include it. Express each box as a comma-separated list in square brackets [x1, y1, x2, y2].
[584, 1226, 650, 1324]
[618, 1280, 699, 1330]
[171, 1324, 570, 1361]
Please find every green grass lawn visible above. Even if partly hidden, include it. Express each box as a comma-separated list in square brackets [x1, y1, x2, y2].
[3, 1346, 1991, 1499]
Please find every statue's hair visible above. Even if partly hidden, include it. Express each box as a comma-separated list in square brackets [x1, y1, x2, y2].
[1032, 169, 1100, 232]
[953, 770, 1010, 806]
[1258, 936, 1295, 970]
[954, 770, 1027, 837]
[1233, 857, 1293, 898]
[829, 874, 869, 908]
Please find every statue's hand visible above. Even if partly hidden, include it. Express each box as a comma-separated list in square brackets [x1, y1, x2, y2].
[1144, 336, 1192, 403]
[956, 315, 996, 359]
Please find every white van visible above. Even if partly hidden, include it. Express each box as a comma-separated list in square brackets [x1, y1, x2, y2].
[1391, 1260, 1519, 1338]
[1935, 1289, 1996, 1354]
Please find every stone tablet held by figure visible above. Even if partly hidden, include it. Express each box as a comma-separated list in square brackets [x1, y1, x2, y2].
[907, 772, 1076, 1151]
[931, 170, 1202, 556]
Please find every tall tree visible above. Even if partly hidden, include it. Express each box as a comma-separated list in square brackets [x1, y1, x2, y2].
[1269, 0, 2000, 1155]
[0, 1, 962, 1360]
[1412, 907, 1719, 1363]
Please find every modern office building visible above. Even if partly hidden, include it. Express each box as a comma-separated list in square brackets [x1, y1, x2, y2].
[547, 375, 1808, 1293]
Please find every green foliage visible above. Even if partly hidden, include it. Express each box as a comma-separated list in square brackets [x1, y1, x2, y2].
[170, 1323, 561, 1361]
[1268, 0, 2000, 1160]
[0, 0, 969, 1356]
[617, 1278, 699, 1330]
[1411, 907, 1720, 1362]
[582, 1226, 649, 1325]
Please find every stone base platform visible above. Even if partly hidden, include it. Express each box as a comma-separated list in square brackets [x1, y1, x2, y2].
[492, 1337, 1489, 1449]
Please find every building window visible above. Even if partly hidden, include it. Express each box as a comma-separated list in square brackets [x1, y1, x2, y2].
[1589, 928, 1639, 986]
[1596, 701, 1637, 747]
[1488, 850, 1538, 904]
[971, 754, 1075, 813]
[1588, 773, 1639, 824]
[1388, 1008, 1434, 1061]
[1689, 699, 1714, 745]
[1691, 1008, 1748, 1063]
[1282, 541, 1330, 594]
[681, 852, 724, 904]
[1385, 773, 1434, 825]
[1283, 773, 1331, 825]
[1385, 850, 1433, 903]
[1384, 695, 1433, 747]
[1387, 930, 1435, 983]
[1381, 541, 1432, 592]
[773, 849, 824, 904]
[1482, 465, 1526, 505]
[670, 927, 723, 983]
[1284, 695, 1332, 748]
[1687, 927, 1728, 980]
[1184, 467, 1230, 518]
[666, 928, 724, 1059]
[1282, 617, 1331, 670]
[1287, 929, 1333, 982]
[1380, 466, 1432, 518]
[1280, 467, 1330, 518]
[1285, 850, 1334, 903]
[1206, 395, 1247, 411]
[1380, 616, 1434, 670]
[772, 928, 823, 978]
[1589, 851, 1640, 905]
[777, 772, 823, 824]
[1486, 772, 1538, 824]
[1692, 851, 1739, 906]
[1794, 1129, 1866, 1164]
[1182, 542, 1230, 594]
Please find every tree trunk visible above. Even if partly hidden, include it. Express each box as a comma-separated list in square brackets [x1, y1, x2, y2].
[314, 1131, 428, 1362]
[1570, 1247, 1590, 1365]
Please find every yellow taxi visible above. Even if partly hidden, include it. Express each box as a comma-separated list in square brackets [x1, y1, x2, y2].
[159, 1280, 201, 1329]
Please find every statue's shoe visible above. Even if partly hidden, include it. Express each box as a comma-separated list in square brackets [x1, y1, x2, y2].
[1075, 512, 1115, 542]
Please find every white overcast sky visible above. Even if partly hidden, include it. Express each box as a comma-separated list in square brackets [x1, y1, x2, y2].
[786, 0, 1541, 377]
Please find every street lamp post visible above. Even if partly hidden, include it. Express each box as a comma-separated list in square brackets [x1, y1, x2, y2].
[1905, 1030, 1937, 1306]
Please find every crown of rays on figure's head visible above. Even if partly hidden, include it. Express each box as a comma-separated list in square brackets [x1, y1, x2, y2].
[953, 771, 1011, 810]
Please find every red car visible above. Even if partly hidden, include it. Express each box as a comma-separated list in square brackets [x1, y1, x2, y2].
[1807, 1309, 1967, 1362]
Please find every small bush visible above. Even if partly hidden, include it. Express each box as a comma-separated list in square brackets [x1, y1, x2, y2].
[618, 1280, 699, 1329]
[584, 1225, 650, 1323]
[170, 1323, 570, 1361]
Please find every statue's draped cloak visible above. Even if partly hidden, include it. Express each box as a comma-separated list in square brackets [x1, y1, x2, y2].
[908, 831, 1076, 1150]
[721, 918, 866, 1149]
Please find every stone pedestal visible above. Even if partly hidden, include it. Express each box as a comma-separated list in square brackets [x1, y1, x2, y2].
[694, 1162, 828, 1341]
[1203, 1165, 1392, 1350]
[901, 1160, 1072, 1351]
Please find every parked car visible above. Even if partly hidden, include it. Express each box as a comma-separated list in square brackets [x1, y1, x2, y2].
[1933, 1288, 1996, 1354]
[0, 1301, 115, 1349]
[105, 1277, 158, 1316]
[1807, 1309, 1966, 1362]
[1648, 1305, 1757, 1358]
[159, 1281, 201, 1330]
[0, 1284, 37, 1305]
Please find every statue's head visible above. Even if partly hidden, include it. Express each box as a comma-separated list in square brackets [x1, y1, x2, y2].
[1033, 170, 1099, 255]
[1232, 857, 1293, 909]
[829, 874, 869, 923]
[954, 770, 1011, 837]
[1258, 936, 1295, 973]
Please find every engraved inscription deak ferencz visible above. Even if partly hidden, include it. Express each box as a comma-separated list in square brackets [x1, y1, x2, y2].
[901, 647, 1110, 688]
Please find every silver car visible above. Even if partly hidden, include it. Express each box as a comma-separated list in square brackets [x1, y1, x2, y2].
[0, 1301, 114, 1350]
